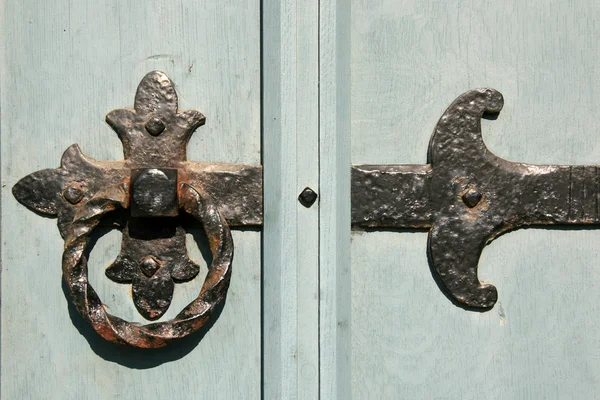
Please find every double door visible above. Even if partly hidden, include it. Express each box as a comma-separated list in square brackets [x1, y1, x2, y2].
[2, 1, 600, 399]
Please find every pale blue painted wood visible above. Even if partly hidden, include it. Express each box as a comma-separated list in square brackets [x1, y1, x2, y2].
[261, 2, 292, 396]
[318, 0, 352, 399]
[1, 1, 261, 399]
[262, 0, 320, 397]
[350, 1, 600, 399]
[6, 1, 595, 399]
[295, 1, 321, 398]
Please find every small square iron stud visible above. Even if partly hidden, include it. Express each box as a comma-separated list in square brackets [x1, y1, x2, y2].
[298, 187, 318, 208]
[130, 168, 179, 217]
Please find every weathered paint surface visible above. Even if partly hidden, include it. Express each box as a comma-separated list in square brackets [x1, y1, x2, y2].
[350, 1, 600, 399]
[262, 0, 321, 398]
[1, 0, 261, 398]
[3, 0, 600, 398]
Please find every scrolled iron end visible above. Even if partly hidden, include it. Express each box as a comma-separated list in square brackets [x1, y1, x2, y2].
[428, 88, 504, 167]
[426, 89, 505, 309]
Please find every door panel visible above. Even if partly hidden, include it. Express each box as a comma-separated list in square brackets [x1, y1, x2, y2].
[1, 1, 260, 398]
[4, 1, 600, 399]
[351, 1, 600, 399]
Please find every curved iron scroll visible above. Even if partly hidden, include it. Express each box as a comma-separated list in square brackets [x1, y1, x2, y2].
[352, 88, 600, 310]
[13, 71, 263, 348]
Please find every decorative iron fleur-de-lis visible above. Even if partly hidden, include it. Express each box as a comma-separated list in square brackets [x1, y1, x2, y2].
[13, 71, 263, 347]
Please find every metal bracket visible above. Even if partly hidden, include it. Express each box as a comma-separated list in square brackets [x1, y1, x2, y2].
[13, 71, 263, 348]
[352, 88, 600, 310]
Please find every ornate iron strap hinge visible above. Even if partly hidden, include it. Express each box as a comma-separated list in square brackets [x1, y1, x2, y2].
[13, 71, 262, 348]
[352, 88, 600, 310]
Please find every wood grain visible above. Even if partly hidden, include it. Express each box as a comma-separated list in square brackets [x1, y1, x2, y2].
[350, 1, 600, 399]
[4, 0, 598, 398]
[262, 0, 320, 397]
[319, 0, 352, 398]
[1, 1, 261, 398]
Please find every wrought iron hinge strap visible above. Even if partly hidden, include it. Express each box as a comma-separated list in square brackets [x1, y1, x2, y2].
[350, 88, 600, 310]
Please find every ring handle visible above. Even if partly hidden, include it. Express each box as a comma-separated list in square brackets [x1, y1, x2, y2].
[62, 183, 233, 348]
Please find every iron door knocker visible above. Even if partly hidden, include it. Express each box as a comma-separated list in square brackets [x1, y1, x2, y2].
[13, 71, 263, 348]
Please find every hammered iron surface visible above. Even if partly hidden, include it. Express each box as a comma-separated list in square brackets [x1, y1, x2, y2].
[352, 88, 600, 310]
[13, 71, 262, 347]
[16, 75, 596, 343]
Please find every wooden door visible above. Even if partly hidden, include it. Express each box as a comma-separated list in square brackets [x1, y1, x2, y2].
[1, 1, 262, 398]
[4, 1, 600, 399]
[346, 1, 600, 399]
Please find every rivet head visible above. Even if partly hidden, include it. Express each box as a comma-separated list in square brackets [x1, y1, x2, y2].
[462, 188, 482, 208]
[298, 187, 318, 208]
[145, 117, 165, 136]
[63, 182, 84, 204]
[140, 256, 161, 277]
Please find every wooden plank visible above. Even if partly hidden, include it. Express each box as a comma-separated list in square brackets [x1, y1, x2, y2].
[295, 0, 320, 398]
[262, 0, 320, 397]
[350, 0, 600, 398]
[1, 1, 261, 398]
[318, 0, 352, 399]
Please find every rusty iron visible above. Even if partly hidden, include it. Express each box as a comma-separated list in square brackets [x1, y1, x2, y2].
[352, 88, 600, 310]
[13, 71, 262, 348]
[16, 74, 595, 344]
